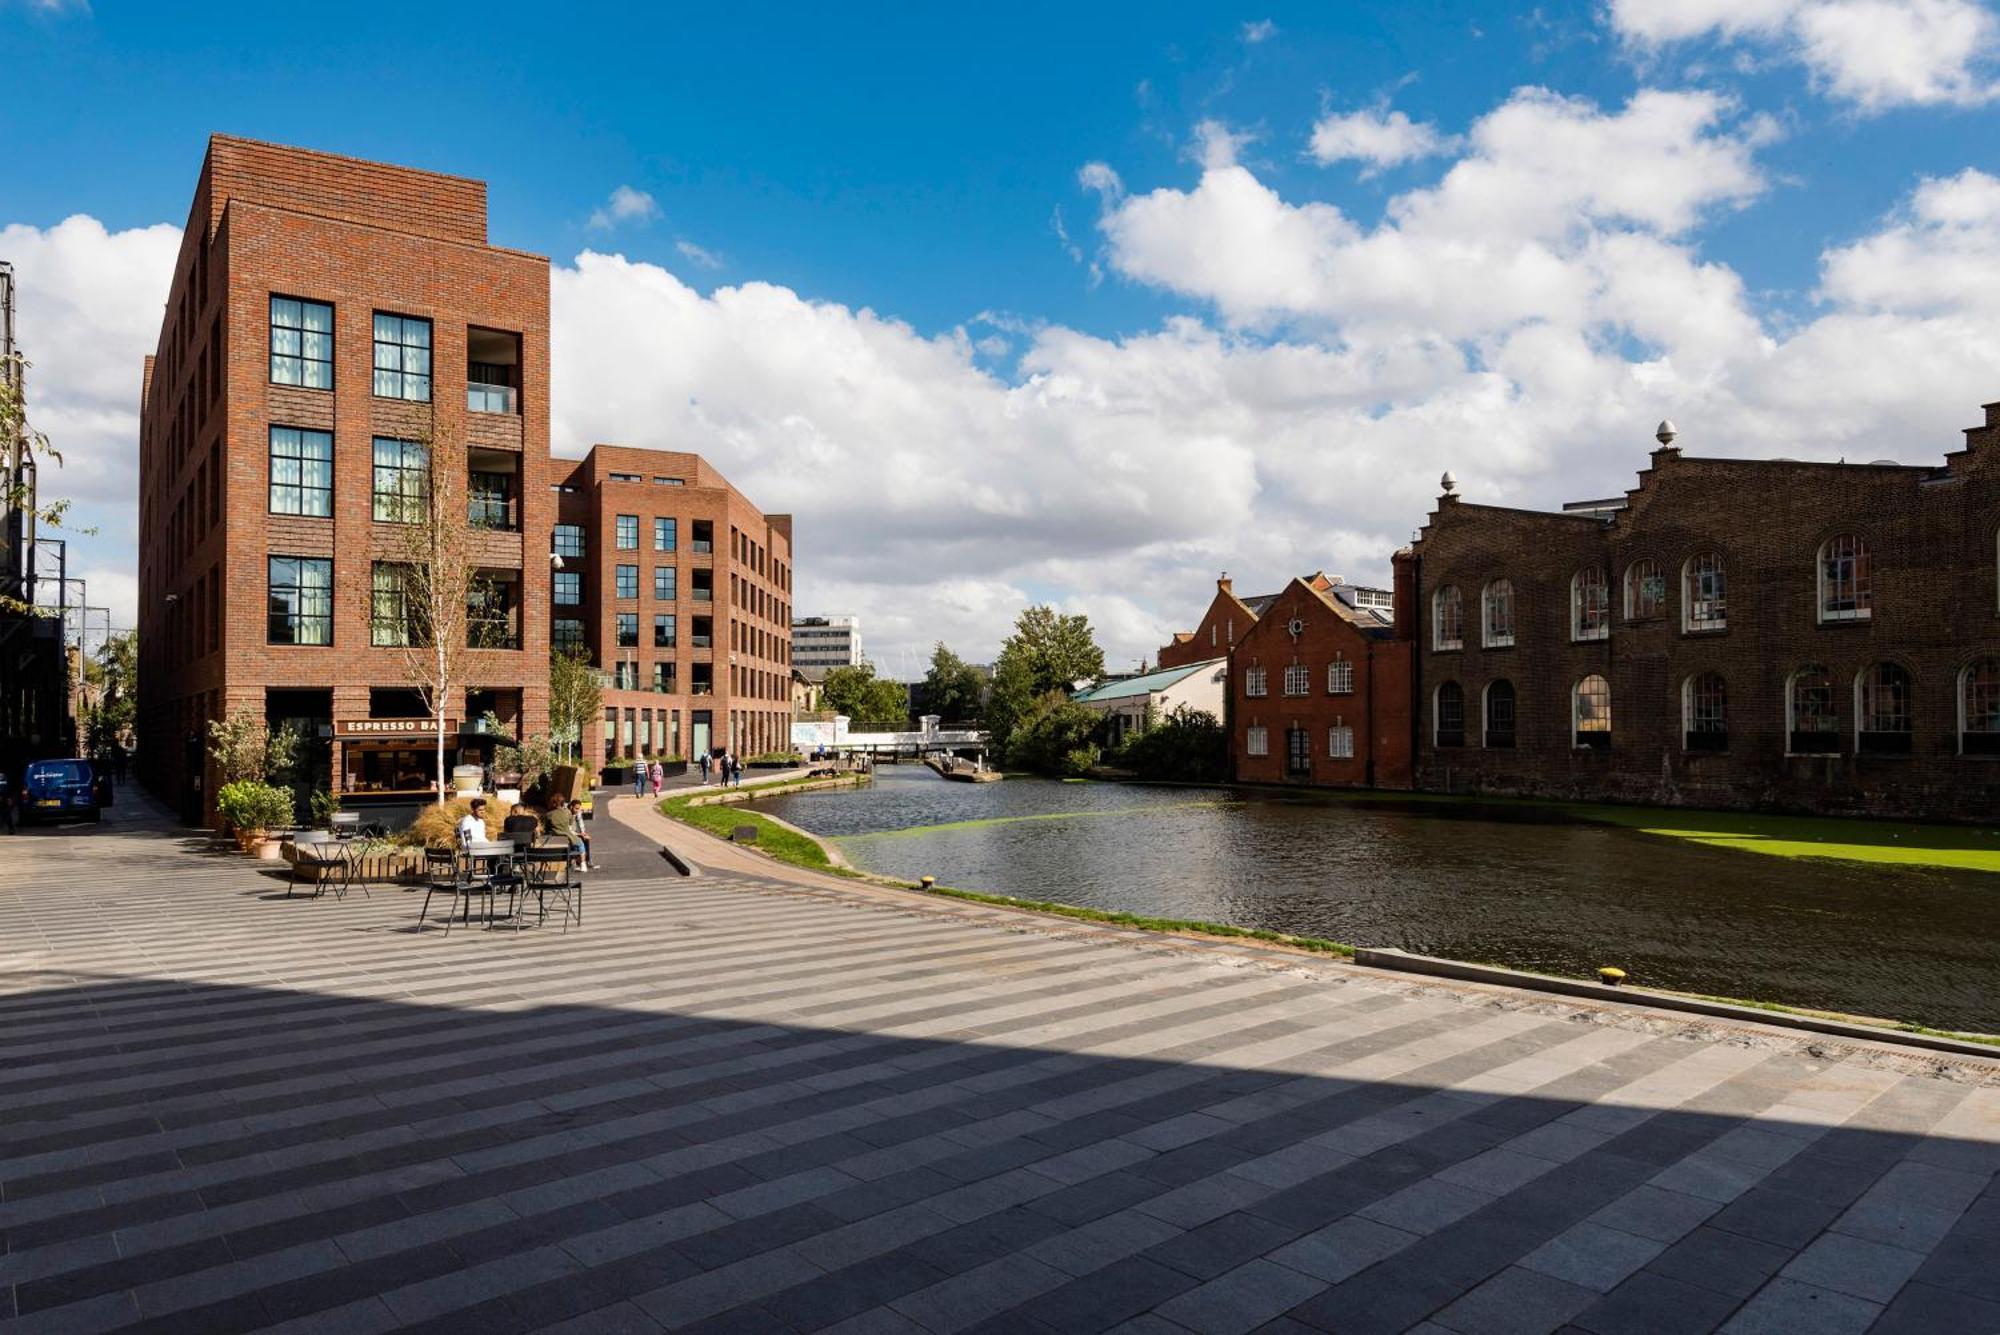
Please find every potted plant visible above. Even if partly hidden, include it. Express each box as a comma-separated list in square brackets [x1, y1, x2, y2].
[217, 780, 294, 854]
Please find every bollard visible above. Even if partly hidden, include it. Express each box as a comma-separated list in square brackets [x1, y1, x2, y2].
[919, 876, 936, 891]
[1598, 967, 1627, 987]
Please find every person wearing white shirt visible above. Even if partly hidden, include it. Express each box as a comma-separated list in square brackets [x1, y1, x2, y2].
[456, 797, 488, 849]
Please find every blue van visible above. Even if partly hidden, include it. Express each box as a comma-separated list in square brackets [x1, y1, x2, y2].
[23, 758, 109, 824]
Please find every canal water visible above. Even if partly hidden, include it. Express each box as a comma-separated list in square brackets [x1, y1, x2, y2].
[759, 766, 2000, 1033]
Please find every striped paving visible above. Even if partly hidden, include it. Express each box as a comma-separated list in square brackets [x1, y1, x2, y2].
[0, 798, 1996, 1334]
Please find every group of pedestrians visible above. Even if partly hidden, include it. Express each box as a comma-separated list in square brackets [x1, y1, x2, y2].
[699, 751, 743, 787]
[631, 760, 670, 799]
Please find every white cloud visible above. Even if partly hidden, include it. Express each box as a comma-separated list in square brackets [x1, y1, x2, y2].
[1610, 0, 2000, 110]
[587, 184, 661, 230]
[1077, 161, 1124, 200]
[675, 239, 724, 270]
[1308, 107, 1455, 172]
[1241, 18, 1277, 43]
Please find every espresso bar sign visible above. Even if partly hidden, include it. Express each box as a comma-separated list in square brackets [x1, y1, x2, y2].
[334, 718, 459, 738]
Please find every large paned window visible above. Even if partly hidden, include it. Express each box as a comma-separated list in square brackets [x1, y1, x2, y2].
[1684, 553, 1727, 632]
[370, 562, 416, 646]
[1574, 674, 1611, 749]
[1788, 666, 1839, 755]
[654, 566, 677, 601]
[615, 565, 639, 599]
[1684, 672, 1728, 752]
[1857, 662, 1913, 754]
[1483, 579, 1515, 648]
[615, 612, 639, 647]
[1245, 725, 1269, 757]
[268, 556, 332, 645]
[615, 515, 639, 550]
[1624, 559, 1664, 620]
[1245, 667, 1268, 697]
[268, 426, 332, 516]
[1286, 727, 1311, 777]
[371, 313, 433, 401]
[654, 614, 677, 648]
[1433, 586, 1463, 651]
[654, 517, 676, 552]
[1283, 664, 1310, 696]
[1819, 535, 1871, 622]
[1962, 658, 2000, 755]
[371, 437, 429, 523]
[1484, 680, 1516, 749]
[553, 571, 581, 606]
[1328, 724, 1355, 759]
[269, 296, 333, 389]
[1571, 568, 1609, 641]
[1434, 681, 1465, 748]
[1328, 659, 1354, 694]
[553, 618, 584, 654]
[553, 523, 586, 558]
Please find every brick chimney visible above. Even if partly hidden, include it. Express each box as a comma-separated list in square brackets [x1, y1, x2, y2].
[1217, 572, 1233, 595]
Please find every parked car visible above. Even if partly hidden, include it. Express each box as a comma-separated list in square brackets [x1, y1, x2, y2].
[22, 758, 111, 824]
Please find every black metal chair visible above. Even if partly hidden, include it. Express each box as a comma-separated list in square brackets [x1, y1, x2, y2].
[418, 846, 496, 933]
[514, 845, 578, 931]
[330, 812, 362, 842]
[291, 833, 359, 900]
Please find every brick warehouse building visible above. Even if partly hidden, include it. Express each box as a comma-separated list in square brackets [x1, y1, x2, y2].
[1404, 410, 2000, 818]
[553, 445, 793, 765]
[138, 135, 555, 822]
[1230, 576, 1412, 789]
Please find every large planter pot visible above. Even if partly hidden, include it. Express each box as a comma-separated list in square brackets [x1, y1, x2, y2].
[451, 764, 483, 795]
[254, 835, 286, 861]
[235, 828, 263, 853]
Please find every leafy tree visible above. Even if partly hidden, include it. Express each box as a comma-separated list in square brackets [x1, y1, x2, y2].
[821, 662, 910, 728]
[987, 606, 1106, 757]
[1117, 705, 1227, 783]
[1003, 690, 1101, 776]
[921, 642, 986, 722]
[548, 646, 603, 762]
[81, 630, 138, 753]
[207, 707, 301, 786]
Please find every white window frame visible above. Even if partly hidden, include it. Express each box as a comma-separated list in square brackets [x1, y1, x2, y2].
[1817, 535, 1872, 623]
[1245, 725, 1269, 757]
[1573, 674, 1611, 747]
[1328, 724, 1354, 759]
[1482, 579, 1515, 648]
[1245, 666, 1268, 697]
[1683, 553, 1727, 632]
[1283, 663, 1310, 696]
[1327, 659, 1354, 694]
[1571, 568, 1609, 642]
[1433, 586, 1463, 651]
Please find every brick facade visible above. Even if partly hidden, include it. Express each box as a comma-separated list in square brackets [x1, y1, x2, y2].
[554, 447, 793, 764]
[137, 135, 550, 820]
[1406, 411, 2000, 818]
[1229, 578, 1412, 789]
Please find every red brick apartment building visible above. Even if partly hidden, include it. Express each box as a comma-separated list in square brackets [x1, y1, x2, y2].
[553, 446, 793, 764]
[1406, 410, 2000, 818]
[138, 135, 552, 821]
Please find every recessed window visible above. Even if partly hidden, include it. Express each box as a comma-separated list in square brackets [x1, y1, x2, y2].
[267, 556, 332, 645]
[1683, 671, 1728, 752]
[654, 566, 677, 601]
[1961, 658, 2000, 755]
[1483, 579, 1515, 648]
[615, 612, 639, 648]
[1245, 725, 1269, 757]
[1328, 659, 1354, 694]
[1245, 666, 1268, 697]
[268, 426, 332, 516]
[654, 517, 676, 552]
[1328, 724, 1355, 759]
[616, 515, 639, 549]
[1684, 553, 1727, 632]
[1484, 680, 1516, 749]
[1787, 665, 1839, 755]
[371, 313, 433, 401]
[655, 614, 678, 648]
[371, 437, 429, 524]
[1433, 586, 1463, 651]
[269, 296, 333, 389]
[1856, 662, 1912, 755]
[1434, 681, 1465, 748]
[1574, 674, 1611, 749]
[553, 524, 586, 558]
[553, 571, 582, 606]
[1818, 535, 1871, 622]
[1571, 568, 1609, 641]
[370, 562, 416, 646]
[1283, 664, 1310, 696]
[553, 618, 584, 654]
[1623, 559, 1664, 621]
[615, 565, 639, 599]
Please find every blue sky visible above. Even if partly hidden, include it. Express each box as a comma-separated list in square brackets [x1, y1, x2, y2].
[6, 0, 2000, 667]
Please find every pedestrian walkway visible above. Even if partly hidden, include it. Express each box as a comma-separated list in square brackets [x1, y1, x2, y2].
[0, 798, 1995, 1333]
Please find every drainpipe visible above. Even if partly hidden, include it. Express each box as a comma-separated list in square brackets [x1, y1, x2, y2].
[1410, 551, 1423, 793]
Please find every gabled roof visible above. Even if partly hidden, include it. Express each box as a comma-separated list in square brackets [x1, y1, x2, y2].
[1071, 658, 1226, 704]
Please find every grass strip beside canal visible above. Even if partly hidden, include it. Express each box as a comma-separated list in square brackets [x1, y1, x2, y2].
[657, 782, 844, 870]
[912, 882, 1356, 958]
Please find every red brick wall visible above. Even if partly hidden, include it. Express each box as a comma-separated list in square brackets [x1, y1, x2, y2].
[1229, 580, 1405, 789]
[1158, 583, 1260, 669]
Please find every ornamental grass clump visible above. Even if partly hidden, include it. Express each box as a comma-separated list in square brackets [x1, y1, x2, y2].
[400, 796, 517, 849]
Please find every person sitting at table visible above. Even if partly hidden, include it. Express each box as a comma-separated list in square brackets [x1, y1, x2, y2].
[544, 795, 594, 871]
[457, 797, 488, 850]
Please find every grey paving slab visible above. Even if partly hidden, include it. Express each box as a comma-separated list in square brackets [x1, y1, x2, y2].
[0, 798, 1994, 1334]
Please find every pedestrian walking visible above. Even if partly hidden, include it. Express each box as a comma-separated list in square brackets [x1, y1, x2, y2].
[699, 752, 711, 784]
[649, 759, 664, 796]
[632, 763, 645, 798]
[730, 753, 743, 787]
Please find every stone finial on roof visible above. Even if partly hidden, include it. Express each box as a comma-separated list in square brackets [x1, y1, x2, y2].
[1440, 470, 1456, 495]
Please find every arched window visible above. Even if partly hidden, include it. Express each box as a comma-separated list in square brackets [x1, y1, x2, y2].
[1683, 672, 1728, 752]
[1624, 559, 1664, 620]
[1787, 666, 1838, 755]
[1434, 681, 1465, 748]
[1434, 586, 1463, 651]
[1818, 535, 1871, 622]
[1571, 568, 1609, 641]
[1684, 553, 1726, 631]
[1856, 663, 1913, 755]
[1573, 674, 1611, 749]
[1482, 580, 1515, 648]
[1484, 680, 1516, 749]
[1961, 658, 2000, 756]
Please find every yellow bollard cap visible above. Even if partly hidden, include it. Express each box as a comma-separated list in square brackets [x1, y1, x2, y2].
[919, 876, 936, 889]
[1598, 967, 1627, 986]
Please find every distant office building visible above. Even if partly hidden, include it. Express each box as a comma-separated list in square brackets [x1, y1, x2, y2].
[793, 614, 861, 669]
[136, 135, 552, 822]
[553, 446, 792, 762]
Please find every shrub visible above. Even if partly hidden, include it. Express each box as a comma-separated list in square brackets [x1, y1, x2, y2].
[400, 797, 517, 849]
[216, 779, 295, 833]
[308, 789, 340, 827]
[1117, 705, 1227, 783]
[1002, 690, 1101, 775]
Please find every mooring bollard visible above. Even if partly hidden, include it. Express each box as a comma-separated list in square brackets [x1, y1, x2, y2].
[919, 876, 935, 891]
[1598, 966, 1627, 987]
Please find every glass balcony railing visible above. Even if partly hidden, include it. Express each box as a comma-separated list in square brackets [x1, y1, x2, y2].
[467, 382, 518, 415]
[468, 497, 517, 530]
[691, 634, 713, 649]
